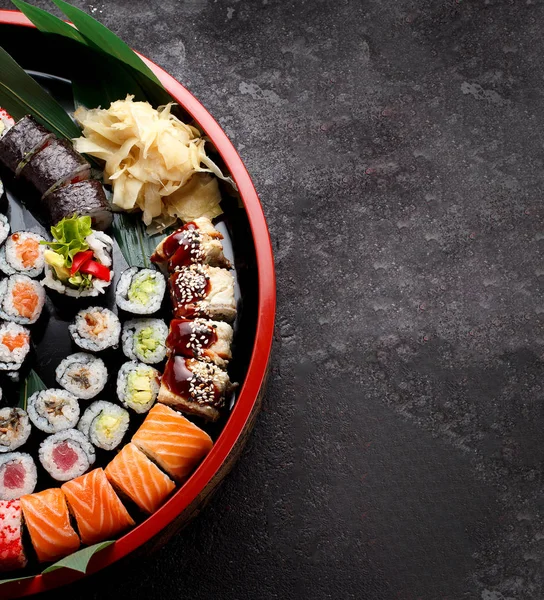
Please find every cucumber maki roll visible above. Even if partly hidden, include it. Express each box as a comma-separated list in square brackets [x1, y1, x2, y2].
[115, 267, 166, 315]
[69, 307, 121, 352]
[121, 318, 168, 364]
[0, 408, 31, 453]
[0, 322, 30, 371]
[117, 361, 160, 414]
[0, 231, 46, 278]
[78, 401, 130, 451]
[0, 275, 46, 325]
[27, 389, 80, 433]
[44, 180, 113, 231]
[0, 115, 53, 174]
[39, 429, 95, 481]
[55, 352, 108, 400]
[20, 138, 90, 198]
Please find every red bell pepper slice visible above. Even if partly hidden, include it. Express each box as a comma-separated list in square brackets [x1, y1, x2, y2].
[79, 258, 111, 282]
[70, 250, 94, 276]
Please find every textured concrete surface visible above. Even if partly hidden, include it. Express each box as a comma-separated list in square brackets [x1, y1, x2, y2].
[2, 0, 544, 598]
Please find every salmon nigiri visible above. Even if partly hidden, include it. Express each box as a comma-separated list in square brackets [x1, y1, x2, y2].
[61, 468, 135, 545]
[105, 443, 175, 514]
[20, 488, 80, 562]
[132, 404, 213, 482]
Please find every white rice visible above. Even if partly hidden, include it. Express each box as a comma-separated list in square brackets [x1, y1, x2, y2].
[55, 352, 108, 399]
[0, 453, 37, 500]
[39, 429, 96, 482]
[117, 361, 160, 414]
[86, 232, 113, 268]
[78, 400, 129, 451]
[0, 274, 46, 324]
[69, 306, 121, 352]
[0, 214, 11, 247]
[0, 232, 46, 278]
[115, 267, 166, 315]
[0, 408, 31, 453]
[27, 389, 80, 433]
[0, 322, 30, 370]
[122, 318, 168, 364]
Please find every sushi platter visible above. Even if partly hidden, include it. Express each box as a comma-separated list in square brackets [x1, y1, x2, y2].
[0, 6, 275, 596]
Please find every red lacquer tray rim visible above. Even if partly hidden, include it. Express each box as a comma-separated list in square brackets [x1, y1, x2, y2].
[0, 10, 276, 596]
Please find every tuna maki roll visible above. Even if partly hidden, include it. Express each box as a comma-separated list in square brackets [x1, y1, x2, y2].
[27, 389, 80, 433]
[69, 307, 121, 352]
[0, 115, 53, 174]
[0, 322, 30, 371]
[78, 401, 130, 451]
[42, 216, 114, 298]
[20, 138, 90, 198]
[117, 361, 160, 414]
[39, 429, 96, 481]
[0, 231, 46, 277]
[56, 352, 108, 400]
[121, 318, 168, 364]
[0, 214, 11, 247]
[0, 274, 46, 324]
[166, 318, 233, 367]
[0, 453, 37, 500]
[115, 267, 166, 315]
[0, 408, 31, 453]
[44, 179, 113, 231]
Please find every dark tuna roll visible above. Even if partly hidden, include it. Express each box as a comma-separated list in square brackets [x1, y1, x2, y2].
[44, 180, 113, 230]
[0, 116, 54, 175]
[20, 138, 90, 198]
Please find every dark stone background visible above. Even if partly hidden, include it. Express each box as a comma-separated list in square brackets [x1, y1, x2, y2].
[2, 0, 544, 598]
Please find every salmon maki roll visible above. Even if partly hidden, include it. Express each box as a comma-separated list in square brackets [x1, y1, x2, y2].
[61, 468, 134, 545]
[20, 488, 80, 562]
[132, 404, 213, 482]
[105, 443, 175, 514]
[0, 500, 27, 571]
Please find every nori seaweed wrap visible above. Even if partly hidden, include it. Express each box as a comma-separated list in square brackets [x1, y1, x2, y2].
[0, 116, 54, 175]
[44, 180, 113, 230]
[20, 138, 90, 197]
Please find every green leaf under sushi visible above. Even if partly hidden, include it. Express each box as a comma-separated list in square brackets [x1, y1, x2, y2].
[112, 212, 166, 269]
[0, 575, 36, 585]
[0, 46, 81, 140]
[41, 540, 114, 574]
[18, 369, 47, 411]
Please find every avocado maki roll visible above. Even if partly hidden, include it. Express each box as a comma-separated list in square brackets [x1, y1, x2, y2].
[0, 115, 53, 175]
[115, 267, 166, 315]
[78, 401, 130, 451]
[44, 180, 113, 231]
[121, 318, 168, 364]
[117, 361, 160, 414]
[20, 138, 90, 198]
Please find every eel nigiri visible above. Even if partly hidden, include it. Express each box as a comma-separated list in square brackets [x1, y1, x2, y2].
[20, 488, 80, 563]
[62, 468, 134, 545]
[132, 404, 213, 482]
[0, 500, 27, 571]
[105, 443, 175, 514]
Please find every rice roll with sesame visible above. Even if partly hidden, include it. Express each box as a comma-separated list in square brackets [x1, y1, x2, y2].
[0, 214, 10, 247]
[27, 389, 80, 433]
[115, 267, 166, 315]
[166, 318, 233, 367]
[0, 231, 46, 277]
[0, 453, 37, 500]
[0, 500, 27, 571]
[20, 138, 90, 197]
[151, 217, 231, 270]
[170, 264, 236, 322]
[0, 115, 53, 174]
[0, 274, 45, 325]
[0, 322, 30, 371]
[0, 408, 31, 453]
[69, 307, 121, 352]
[55, 353, 107, 400]
[117, 361, 160, 414]
[122, 318, 167, 364]
[78, 401, 129, 451]
[158, 356, 233, 421]
[39, 429, 95, 481]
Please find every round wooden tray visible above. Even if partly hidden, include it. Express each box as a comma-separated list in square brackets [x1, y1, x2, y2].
[0, 10, 276, 597]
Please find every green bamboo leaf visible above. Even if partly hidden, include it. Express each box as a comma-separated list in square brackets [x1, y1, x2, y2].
[112, 212, 168, 268]
[0, 575, 35, 585]
[41, 541, 114, 574]
[51, 0, 163, 88]
[11, 0, 88, 45]
[0, 46, 80, 140]
[18, 369, 47, 411]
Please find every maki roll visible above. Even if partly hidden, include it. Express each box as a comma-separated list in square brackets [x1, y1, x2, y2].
[55, 352, 108, 400]
[115, 267, 166, 315]
[0, 214, 10, 247]
[43, 179, 113, 231]
[78, 401, 130, 451]
[39, 429, 96, 482]
[0, 408, 31, 453]
[121, 318, 168, 364]
[117, 361, 160, 414]
[42, 215, 114, 298]
[0, 109, 15, 139]
[151, 217, 231, 270]
[0, 500, 27, 571]
[166, 318, 233, 367]
[0, 274, 46, 324]
[169, 264, 237, 322]
[0, 115, 53, 174]
[0, 322, 30, 371]
[0, 231, 46, 277]
[0, 453, 37, 500]
[20, 138, 90, 198]
[69, 307, 121, 352]
[158, 356, 233, 422]
[27, 389, 80, 433]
